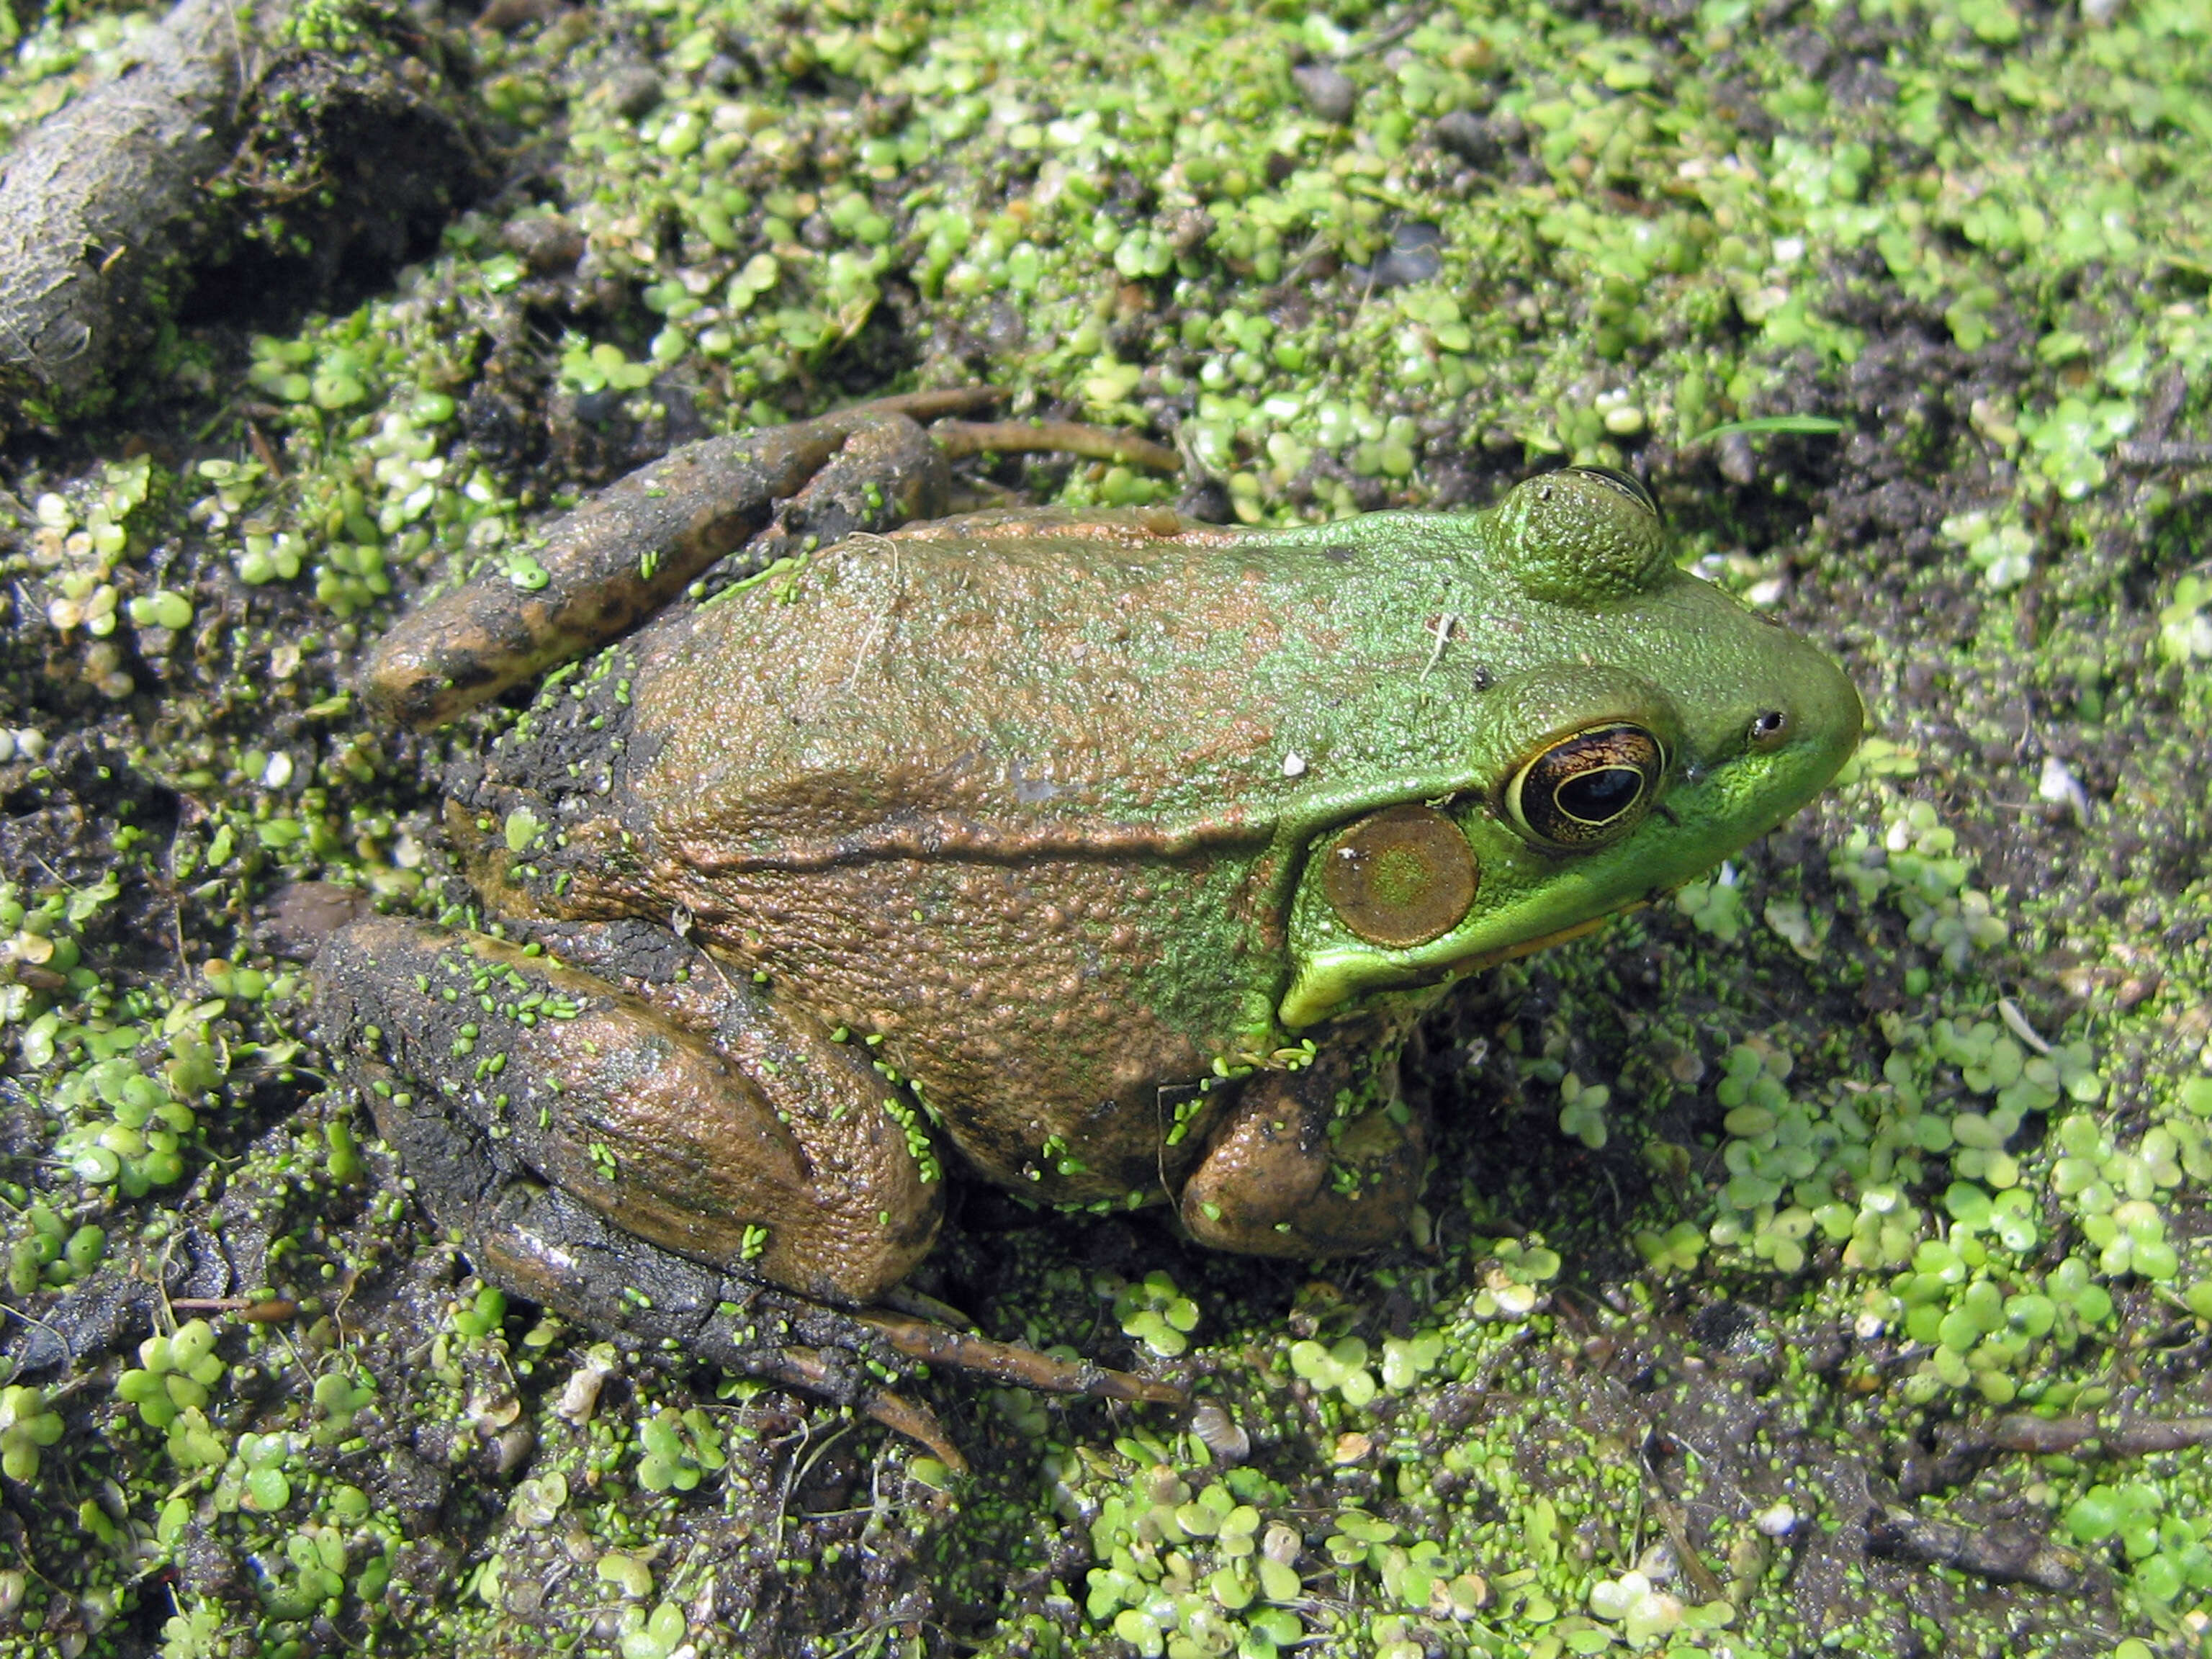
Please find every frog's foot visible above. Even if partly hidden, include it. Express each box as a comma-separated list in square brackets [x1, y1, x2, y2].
[460, 1179, 1178, 1467]
[1176, 1019, 1430, 1258]
[428, 1161, 978, 1470]
[760, 1348, 969, 1471]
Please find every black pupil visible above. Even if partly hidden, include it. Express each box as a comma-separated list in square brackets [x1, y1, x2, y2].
[1754, 711, 1785, 736]
[1558, 766, 1642, 823]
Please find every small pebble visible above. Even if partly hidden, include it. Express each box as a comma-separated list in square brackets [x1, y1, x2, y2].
[1718, 431, 1758, 485]
[1291, 63, 1356, 122]
[597, 66, 664, 120]
[1360, 222, 1445, 289]
[1190, 1403, 1251, 1463]
[503, 215, 588, 276]
[1432, 109, 1502, 169]
[495, 1424, 537, 1476]
[555, 1352, 619, 1422]
[1755, 1501, 1798, 1537]
[2038, 755, 2091, 824]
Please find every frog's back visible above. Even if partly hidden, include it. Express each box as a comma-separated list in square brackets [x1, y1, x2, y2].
[624, 508, 1493, 871]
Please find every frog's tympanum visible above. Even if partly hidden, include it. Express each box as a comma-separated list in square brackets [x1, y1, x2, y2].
[317, 395, 1859, 1444]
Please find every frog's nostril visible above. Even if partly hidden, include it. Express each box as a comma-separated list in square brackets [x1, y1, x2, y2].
[1748, 709, 1791, 750]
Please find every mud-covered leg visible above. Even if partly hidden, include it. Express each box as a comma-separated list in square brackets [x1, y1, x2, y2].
[383, 1109, 973, 1466]
[361, 387, 1192, 731]
[317, 916, 943, 1304]
[490, 917, 1188, 1413]
[1176, 1015, 1430, 1257]
[316, 917, 1181, 1447]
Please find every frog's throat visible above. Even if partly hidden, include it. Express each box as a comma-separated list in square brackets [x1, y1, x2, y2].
[1275, 909, 1626, 1030]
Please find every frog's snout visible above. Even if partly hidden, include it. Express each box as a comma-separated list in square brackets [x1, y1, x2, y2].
[1718, 637, 1863, 830]
[1781, 642, 1864, 781]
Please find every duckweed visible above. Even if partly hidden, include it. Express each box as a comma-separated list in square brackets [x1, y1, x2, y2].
[310, 1368, 376, 1446]
[1115, 1269, 1201, 1358]
[0, 1385, 63, 1482]
[450, 1285, 508, 1341]
[618, 1601, 691, 1659]
[2067, 1483, 2212, 1612]
[635, 1406, 727, 1493]
[1555, 1071, 1610, 1150]
[4, 0, 2212, 1650]
[1674, 871, 1749, 943]
[115, 1319, 226, 1431]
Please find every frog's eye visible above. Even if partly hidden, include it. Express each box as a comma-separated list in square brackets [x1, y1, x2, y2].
[1495, 467, 1670, 602]
[1509, 723, 1668, 850]
[1321, 804, 1479, 949]
[1568, 466, 1660, 520]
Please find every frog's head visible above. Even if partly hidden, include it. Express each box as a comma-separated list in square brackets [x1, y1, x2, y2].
[1277, 467, 1863, 1030]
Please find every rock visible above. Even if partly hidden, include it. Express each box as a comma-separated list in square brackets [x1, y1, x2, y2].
[1290, 62, 1355, 122]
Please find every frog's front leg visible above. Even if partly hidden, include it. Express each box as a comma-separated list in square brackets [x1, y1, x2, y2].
[1175, 1015, 1430, 1258]
[316, 917, 943, 1305]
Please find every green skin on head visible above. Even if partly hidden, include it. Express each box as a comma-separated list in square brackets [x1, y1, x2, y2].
[319, 414, 1861, 1321]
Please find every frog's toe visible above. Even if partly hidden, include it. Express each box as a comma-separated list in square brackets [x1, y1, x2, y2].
[761, 1348, 971, 1474]
[858, 1310, 1184, 1406]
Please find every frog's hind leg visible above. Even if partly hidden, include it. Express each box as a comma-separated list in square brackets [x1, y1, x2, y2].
[1175, 1015, 1431, 1258]
[316, 916, 1180, 1456]
[318, 914, 975, 1457]
[453, 916, 1187, 1411]
[361, 386, 1188, 731]
[315, 915, 942, 1307]
[364, 389, 997, 730]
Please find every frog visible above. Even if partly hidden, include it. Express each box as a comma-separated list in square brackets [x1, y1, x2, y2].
[315, 390, 1860, 1450]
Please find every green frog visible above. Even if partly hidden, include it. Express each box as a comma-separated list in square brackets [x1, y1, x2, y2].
[315, 393, 1859, 1442]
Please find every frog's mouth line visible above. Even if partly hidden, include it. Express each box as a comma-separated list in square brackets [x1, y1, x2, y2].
[1437, 900, 1646, 975]
[1279, 893, 1676, 1029]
